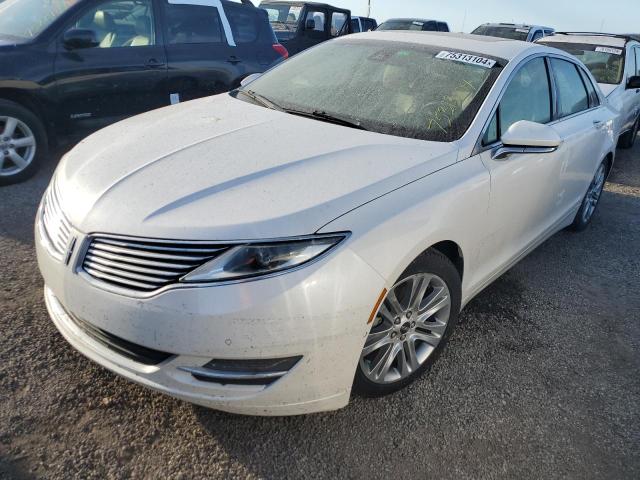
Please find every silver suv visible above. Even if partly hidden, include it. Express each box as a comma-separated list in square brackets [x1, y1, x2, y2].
[538, 33, 640, 149]
[472, 23, 555, 42]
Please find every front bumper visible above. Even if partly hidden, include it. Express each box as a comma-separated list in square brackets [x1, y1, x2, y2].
[36, 225, 385, 416]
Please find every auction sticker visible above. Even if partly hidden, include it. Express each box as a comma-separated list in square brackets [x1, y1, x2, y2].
[595, 46, 623, 55]
[436, 51, 496, 68]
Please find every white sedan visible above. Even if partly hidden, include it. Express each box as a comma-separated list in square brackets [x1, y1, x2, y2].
[36, 32, 617, 415]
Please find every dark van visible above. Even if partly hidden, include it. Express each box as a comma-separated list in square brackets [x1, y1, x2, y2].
[259, 1, 351, 56]
[0, 0, 287, 185]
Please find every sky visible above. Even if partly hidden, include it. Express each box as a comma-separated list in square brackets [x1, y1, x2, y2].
[250, 0, 640, 34]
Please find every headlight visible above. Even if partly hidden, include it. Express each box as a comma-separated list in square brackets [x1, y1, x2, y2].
[180, 234, 348, 283]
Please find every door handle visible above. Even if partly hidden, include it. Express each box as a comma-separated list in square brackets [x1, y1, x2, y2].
[593, 120, 604, 129]
[226, 56, 242, 65]
[145, 58, 165, 69]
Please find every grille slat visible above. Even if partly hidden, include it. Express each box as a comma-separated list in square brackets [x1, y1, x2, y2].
[84, 260, 175, 284]
[85, 248, 198, 270]
[82, 236, 228, 292]
[90, 242, 213, 262]
[41, 180, 72, 261]
[84, 254, 183, 277]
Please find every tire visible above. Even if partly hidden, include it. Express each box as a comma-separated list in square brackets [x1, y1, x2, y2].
[353, 249, 462, 397]
[618, 115, 639, 149]
[570, 159, 608, 232]
[0, 99, 48, 186]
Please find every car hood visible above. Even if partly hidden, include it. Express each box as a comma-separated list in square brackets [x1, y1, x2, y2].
[56, 94, 459, 240]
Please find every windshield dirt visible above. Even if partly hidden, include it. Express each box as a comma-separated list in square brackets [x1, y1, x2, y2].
[237, 40, 504, 142]
[472, 25, 530, 41]
[539, 42, 625, 84]
[0, 0, 80, 40]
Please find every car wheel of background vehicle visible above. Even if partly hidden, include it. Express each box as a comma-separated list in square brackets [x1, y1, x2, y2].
[353, 249, 461, 397]
[618, 115, 639, 149]
[0, 99, 48, 186]
[570, 160, 607, 232]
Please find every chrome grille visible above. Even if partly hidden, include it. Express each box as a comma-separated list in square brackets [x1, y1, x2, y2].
[40, 180, 72, 261]
[82, 236, 227, 292]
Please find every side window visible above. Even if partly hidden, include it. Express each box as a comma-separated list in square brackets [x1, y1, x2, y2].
[350, 19, 360, 33]
[578, 67, 600, 107]
[551, 58, 590, 118]
[330, 12, 347, 37]
[72, 0, 155, 48]
[437, 22, 449, 32]
[483, 57, 552, 145]
[226, 5, 257, 44]
[164, 3, 225, 44]
[423, 21, 437, 31]
[305, 10, 325, 32]
[531, 30, 543, 42]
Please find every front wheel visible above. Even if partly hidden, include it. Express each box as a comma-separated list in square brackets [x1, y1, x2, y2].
[353, 249, 461, 397]
[0, 99, 48, 186]
[570, 160, 607, 231]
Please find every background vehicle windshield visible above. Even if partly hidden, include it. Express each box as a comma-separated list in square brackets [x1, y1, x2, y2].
[260, 3, 302, 32]
[240, 40, 504, 142]
[377, 20, 428, 31]
[0, 0, 79, 40]
[540, 42, 625, 84]
[472, 25, 530, 41]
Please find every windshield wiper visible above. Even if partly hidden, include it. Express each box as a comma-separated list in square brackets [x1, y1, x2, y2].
[237, 89, 284, 111]
[284, 109, 368, 131]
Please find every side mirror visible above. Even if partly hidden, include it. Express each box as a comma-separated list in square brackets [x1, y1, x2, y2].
[63, 28, 99, 50]
[493, 120, 561, 160]
[240, 73, 263, 87]
[627, 75, 640, 89]
[305, 19, 316, 30]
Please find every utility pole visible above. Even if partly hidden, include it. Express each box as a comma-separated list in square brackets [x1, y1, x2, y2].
[367, 0, 371, 18]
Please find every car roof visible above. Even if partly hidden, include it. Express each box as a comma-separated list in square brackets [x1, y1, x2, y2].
[539, 33, 638, 48]
[476, 23, 554, 30]
[343, 32, 550, 61]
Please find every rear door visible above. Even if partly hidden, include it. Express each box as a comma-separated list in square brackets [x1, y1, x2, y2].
[295, 6, 328, 53]
[548, 57, 609, 214]
[54, 0, 168, 133]
[160, 0, 242, 102]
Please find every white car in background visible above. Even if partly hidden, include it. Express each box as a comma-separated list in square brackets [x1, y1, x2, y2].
[37, 32, 616, 415]
[538, 33, 640, 149]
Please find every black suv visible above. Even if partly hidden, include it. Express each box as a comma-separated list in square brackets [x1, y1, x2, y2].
[0, 0, 287, 185]
[259, 1, 351, 56]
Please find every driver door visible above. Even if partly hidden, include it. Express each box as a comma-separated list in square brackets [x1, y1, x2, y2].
[54, 0, 168, 134]
[476, 56, 565, 274]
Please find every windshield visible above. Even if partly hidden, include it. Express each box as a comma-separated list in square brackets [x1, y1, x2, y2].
[378, 20, 430, 31]
[472, 25, 530, 41]
[539, 42, 625, 85]
[237, 40, 504, 142]
[0, 0, 79, 40]
[259, 3, 302, 32]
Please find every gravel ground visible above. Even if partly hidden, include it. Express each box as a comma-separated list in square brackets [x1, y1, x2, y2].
[1, 136, 639, 479]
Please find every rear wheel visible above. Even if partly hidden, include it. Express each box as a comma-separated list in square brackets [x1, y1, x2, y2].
[0, 99, 47, 186]
[353, 249, 461, 397]
[570, 160, 607, 231]
[618, 115, 639, 149]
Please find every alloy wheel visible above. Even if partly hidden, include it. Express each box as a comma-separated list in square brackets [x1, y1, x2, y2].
[581, 163, 606, 223]
[359, 273, 451, 384]
[0, 116, 37, 177]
